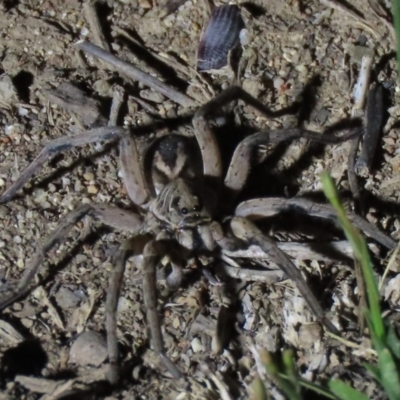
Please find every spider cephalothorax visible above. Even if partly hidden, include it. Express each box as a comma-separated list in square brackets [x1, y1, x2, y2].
[150, 178, 215, 250]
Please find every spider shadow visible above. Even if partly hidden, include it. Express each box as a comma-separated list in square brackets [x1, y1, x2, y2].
[0, 339, 47, 385]
[226, 117, 363, 203]
[16, 227, 158, 390]
[115, 30, 190, 92]
[0, 311, 51, 387]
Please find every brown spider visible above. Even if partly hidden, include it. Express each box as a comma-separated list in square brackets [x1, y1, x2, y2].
[0, 86, 394, 385]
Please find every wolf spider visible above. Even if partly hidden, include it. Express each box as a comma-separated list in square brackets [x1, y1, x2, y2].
[0, 87, 394, 384]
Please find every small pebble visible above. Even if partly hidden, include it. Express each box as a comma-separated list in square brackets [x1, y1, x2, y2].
[18, 107, 28, 116]
[239, 29, 251, 46]
[80, 27, 89, 36]
[69, 331, 108, 367]
[5, 125, 14, 135]
[83, 172, 94, 181]
[273, 77, 285, 90]
[87, 185, 98, 194]
[118, 296, 132, 312]
[13, 235, 22, 244]
[55, 286, 83, 310]
[298, 322, 323, 349]
[191, 337, 204, 353]
[139, 0, 152, 8]
[140, 89, 165, 103]
[21, 318, 33, 329]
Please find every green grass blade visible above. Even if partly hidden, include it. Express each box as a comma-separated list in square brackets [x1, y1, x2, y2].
[328, 380, 369, 400]
[392, 0, 400, 81]
[321, 172, 385, 339]
[250, 375, 269, 400]
[386, 323, 400, 359]
[282, 350, 301, 396]
[364, 362, 382, 384]
[277, 374, 337, 399]
[377, 348, 400, 400]
[364, 311, 385, 353]
[260, 350, 303, 400]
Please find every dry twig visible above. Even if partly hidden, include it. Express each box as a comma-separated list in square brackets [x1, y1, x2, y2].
[83, 0, 111, 52]
[76, 40, 197, 107]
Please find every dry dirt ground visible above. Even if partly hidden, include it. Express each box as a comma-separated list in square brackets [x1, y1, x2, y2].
[0, 0, 399, 399]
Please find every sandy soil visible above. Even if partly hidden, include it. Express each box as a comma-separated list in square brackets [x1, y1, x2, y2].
[0, 0, 399, 399]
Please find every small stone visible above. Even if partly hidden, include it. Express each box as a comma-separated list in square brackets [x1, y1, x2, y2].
[62, 177, 71, 187]
[13, 235, 22, 244]
[5, 125, 14, 135]
[273, 77, 285, 90]
[21, 318, 33, 329]
[55, 286, 83, 310]
[139, 0, 152, 8]
[18, 107, 28, 116]
[87, 185, 98, 194]
[239, 29, 251, 46]
[242, 78, 262, 98]
[117, 296, 132, 312]
[298, 322, 323, 349]
[69, 331, 108, 367]
[140, 89, 165, 103]
[80, 27, 89, 36]
[191, 337, 204, 353]
[0, 74, 18, 106]
[83, 172, 94, 181]
[93, 79, 112, 97]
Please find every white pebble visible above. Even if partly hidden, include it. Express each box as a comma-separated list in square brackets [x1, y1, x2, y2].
[239, 29, 251, 46]
[13, 235, 22, 244]
[273, 77, 285, 90]
[191, 337, 204, 353]
[18, 107, 28, 116]
[80, 27, 89, 36]
[5, 125, 14, 135]
[61, 177, 71, 187]
[118, 296, 132, 312]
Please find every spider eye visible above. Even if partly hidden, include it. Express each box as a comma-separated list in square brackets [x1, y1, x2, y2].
[192, 205, 200, 212]
[181, 207, 188, 215]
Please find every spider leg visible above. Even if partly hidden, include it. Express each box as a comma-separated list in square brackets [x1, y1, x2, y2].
[106, 238, 138, 385]
[142, 240, 184, 381]
[192, 85, 361, 198]
[235, 197, 396, 250]
[0, 203, 142, 385]
[0, 204, 142, 384]
[119, 134, 151, 205]
[224, 127, 362, 195]
[0, 204, 142, 311]
[229, 216, 341, 335]
[192, 86, 281, 192]
[0, 126, 126, 204]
